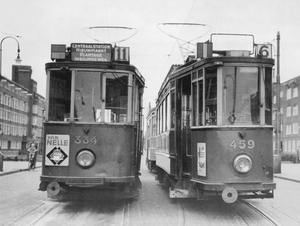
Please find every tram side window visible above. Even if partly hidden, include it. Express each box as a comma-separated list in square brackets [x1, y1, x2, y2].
[170, 89, 175, 128]
[48, 71, 71, 121]
[192, 80, 204, 126]
[152, 115, 156, 136]
[105, 73, 128, 123]
[265, 67, 273, 125]
[199, 80, 203, 126]
[205, 67, 217, 125]
[192, 82, 197, 126]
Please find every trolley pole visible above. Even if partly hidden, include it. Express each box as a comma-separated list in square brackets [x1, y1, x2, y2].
[274, 31, 281, 173]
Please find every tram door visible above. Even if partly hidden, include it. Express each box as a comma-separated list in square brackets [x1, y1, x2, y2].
[177, 75, 192, 175]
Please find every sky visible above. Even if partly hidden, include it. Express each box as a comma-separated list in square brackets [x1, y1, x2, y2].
[1, 0, 300, 112]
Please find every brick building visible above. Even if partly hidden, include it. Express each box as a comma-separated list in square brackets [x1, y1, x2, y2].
[273, 75, 300, 157]
[0, 64, 45, 159]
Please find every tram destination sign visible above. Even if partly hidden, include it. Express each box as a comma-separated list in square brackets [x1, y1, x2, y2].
[71, 43, 112, 62]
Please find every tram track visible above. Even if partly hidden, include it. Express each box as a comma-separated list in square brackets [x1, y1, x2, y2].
[3, 200, 62, 226]
[121, 201, 130, 226]
[29, 201, 67, 226]
[179, 202, 187, 226]
[239, 200, 281, 226]
[3, 194, 133, 226]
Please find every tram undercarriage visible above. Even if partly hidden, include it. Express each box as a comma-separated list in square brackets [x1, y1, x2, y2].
[39, 175, 141, 198]
[156, 171, 274, 203]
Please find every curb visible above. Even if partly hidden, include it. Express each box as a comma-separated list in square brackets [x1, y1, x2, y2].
[0, 166, 42, 177]
[274, 175, 300, 183]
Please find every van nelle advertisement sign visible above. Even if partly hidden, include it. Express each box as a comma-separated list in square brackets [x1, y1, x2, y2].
[45, 134, 70, 166]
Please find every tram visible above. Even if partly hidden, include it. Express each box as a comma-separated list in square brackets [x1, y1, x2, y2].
[39, 43, 145, 197]
[145, 107, 157, 171]
[152, 33, 276, 203]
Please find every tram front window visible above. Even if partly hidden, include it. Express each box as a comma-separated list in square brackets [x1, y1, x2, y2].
[74, 71, 102, 122]
[48, 70, 129, 123]
[74, 71, 128, 123]
[223, 67, 259, 125]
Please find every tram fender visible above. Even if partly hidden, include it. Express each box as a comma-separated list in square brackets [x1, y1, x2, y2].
[38, 181, 48, 191]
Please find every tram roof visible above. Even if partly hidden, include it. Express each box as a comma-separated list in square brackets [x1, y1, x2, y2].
[156, 55, 274, 102]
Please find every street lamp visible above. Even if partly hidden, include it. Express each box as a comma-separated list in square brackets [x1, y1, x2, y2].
[274, 31, 281, 173]
[0, 36, 22, 76]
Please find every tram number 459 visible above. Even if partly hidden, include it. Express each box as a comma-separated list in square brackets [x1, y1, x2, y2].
[230, 140, 255, 149]
[75, 136, 98, 144]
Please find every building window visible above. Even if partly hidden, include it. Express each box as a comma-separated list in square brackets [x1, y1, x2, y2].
[293, 104, 298, 116]
[33, 105, 38, 114]
[293, 87, 298, 98]
[293, 123, 298, 134]
[297, 140, 300, 150]
[0, 92, 3, 104]
[286, 124, 292, 135]
[287, 88, 292, 100]
[273, 95, 276, 104]
[286, 106, 291, 117]
[3, 124, 7, 135]
[1, 140, 8, 149]
[284, 141, 287, 152]
[288, 140, 292, 152]
[292, 140, 296, 152]
[280, 90, 283, 98]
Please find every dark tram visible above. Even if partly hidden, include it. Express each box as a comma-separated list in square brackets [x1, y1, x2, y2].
[150, 33, 276, 203]
[39, 43, 145, 197]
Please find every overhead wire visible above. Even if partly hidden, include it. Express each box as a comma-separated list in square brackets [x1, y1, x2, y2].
[149, 0, 200, 106]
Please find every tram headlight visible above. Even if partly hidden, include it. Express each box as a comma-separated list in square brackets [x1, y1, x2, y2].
[76, 150, 96, 168]
[233, 155, 252, 174]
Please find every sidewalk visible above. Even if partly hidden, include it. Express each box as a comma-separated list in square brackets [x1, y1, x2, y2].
[274, 161, 300, 182]
[0, 161, 42, 176]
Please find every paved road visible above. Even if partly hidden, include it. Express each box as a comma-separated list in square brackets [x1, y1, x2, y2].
[0, 160, 287, 226]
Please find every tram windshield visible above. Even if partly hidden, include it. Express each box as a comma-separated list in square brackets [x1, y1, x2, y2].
[223, 67, 260, 125]
[48, 70, 130, 123]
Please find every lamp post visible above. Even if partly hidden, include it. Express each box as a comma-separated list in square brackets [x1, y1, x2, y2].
[0, 36, 22, 76]
[274, 31, 282, 173]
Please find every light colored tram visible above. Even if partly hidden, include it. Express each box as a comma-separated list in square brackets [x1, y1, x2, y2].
[145, 107, 157, 171]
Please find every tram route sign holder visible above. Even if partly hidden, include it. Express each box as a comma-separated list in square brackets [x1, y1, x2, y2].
[70, 43, 112, 62]
[197, 143, 206, 177]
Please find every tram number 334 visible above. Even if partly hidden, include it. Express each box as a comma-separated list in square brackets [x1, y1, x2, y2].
[75, 136, 98, 144]
[230, 140, 255, 149]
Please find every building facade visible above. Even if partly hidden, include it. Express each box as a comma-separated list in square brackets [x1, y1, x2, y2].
[0, 64, 45, 159]
[273, 75, 300, 156]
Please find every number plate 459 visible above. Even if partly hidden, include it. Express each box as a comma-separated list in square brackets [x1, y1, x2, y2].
[230, 140, 255, 149]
